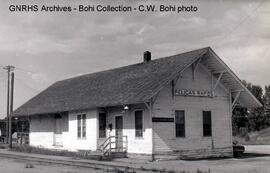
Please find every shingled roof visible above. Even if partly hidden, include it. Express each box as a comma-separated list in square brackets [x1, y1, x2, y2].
[13, 47, 261, 116]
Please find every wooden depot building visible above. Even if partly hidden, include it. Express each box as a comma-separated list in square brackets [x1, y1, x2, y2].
[12, 47, 261, 160]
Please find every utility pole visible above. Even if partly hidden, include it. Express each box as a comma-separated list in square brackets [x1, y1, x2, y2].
[3, 65, 15, 148]
[10, 72, 15, 148]
[10, 72, 14, 113]
[5, 68, 10, 142]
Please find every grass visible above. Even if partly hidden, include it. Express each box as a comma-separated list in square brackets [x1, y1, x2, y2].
[11, 145, 210, 173]
[11, 144, 102, 160]
[234, 127, 270, 145]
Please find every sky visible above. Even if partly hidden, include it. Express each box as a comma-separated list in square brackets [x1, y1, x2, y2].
[0, 0, 269, 118]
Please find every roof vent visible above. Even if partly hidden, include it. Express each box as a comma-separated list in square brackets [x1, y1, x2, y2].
[144, 51, 151, 63]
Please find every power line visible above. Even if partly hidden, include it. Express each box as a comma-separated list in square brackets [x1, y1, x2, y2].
[215, 0, 266, 48]
[15, 77, 41, 93]
[226, 0, 265, 37]
[0, 77, 7, 83]
[15, 67, 35, 75]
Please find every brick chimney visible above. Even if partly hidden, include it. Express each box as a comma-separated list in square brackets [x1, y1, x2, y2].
[144, 51, 151, 63]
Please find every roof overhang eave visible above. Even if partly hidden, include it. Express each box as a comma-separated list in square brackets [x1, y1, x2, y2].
[12, 100, 151, 117]
[237, 92, 263, 108]
[207, 48, 262, 108]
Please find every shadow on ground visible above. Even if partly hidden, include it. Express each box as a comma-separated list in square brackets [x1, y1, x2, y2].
[179, 152, 270, 162]
[238, 152, 270, 159]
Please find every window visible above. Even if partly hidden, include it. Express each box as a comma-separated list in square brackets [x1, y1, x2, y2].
[203, 111, 212, 137]
[77, 115, 81, 138]
[175, 110, 185, 137]
[82, 114, 86, 138]
[77, 114, 86, 138]
[135, 110, 143, 137]
[99, 113, 107, 138]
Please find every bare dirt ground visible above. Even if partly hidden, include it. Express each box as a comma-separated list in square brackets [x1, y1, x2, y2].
[1, 145, 270, 173]
[117, 145, 270, 173]
[144, 155, 270, 173]
[0, 157, 105, 173]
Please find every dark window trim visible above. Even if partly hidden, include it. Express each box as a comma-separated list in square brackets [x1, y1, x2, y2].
[203, 111, 212, 137]
[175, 110, 185, 138]
[135, 110, 143, 138]
[98, 112, 107, 138]
[77, 114, 81, 138]
[82, 114, 86, 138]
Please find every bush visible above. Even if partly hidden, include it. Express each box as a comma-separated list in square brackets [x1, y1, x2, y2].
[239, 127, 248, 137]
[245, 134, 250, 141]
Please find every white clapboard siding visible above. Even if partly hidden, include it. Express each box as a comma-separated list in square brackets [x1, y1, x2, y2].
[152, 64, 233, 158]
[98, 104, 153, 154]
[30, 110, 98, 151]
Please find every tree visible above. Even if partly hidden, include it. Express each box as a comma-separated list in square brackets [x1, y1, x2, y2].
[233, 80, 266, 133]
[232, 106, 248, 136]
[242, 81, 265, 131]
[263, 85, 270, 122]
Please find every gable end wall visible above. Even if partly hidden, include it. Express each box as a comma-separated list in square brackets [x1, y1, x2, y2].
[152, 64, 233, 159]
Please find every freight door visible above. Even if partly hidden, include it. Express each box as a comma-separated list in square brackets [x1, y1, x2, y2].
[54, 115, 63, 146]
[115, 116, 123, 151]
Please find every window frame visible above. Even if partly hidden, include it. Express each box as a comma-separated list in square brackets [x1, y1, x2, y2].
[77, 114, 87, 139]
[77, 114, 81, 138]
[82, 114, 86, 138]
[202, 111, 212, 137]
[175, 110, 186, 138]
[134, 110, 144, 138]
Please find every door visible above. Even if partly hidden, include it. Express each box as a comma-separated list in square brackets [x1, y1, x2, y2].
[54, 117, 63, 146]
[115, 116, 123, 151]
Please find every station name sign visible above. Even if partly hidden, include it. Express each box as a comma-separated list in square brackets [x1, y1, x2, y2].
[175, 89, 213, 97]
[152, 117, 174, 123]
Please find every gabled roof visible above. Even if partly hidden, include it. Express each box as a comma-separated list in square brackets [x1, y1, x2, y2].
[201, 48, 262, 108]
[13, 47, 261, 116]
